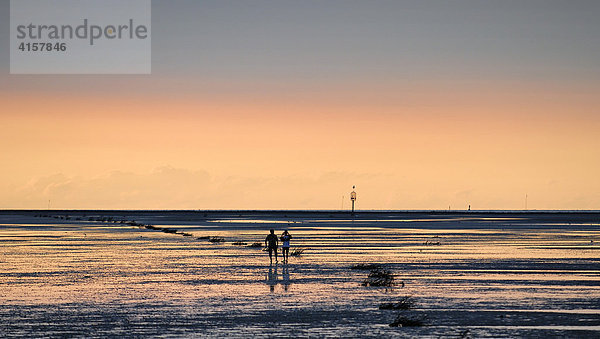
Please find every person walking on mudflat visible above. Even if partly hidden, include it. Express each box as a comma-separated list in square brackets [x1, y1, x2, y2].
[265, 229, 279, 264]
[280, 230, 292, 263]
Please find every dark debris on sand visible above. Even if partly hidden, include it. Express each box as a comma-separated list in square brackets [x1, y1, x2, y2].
[290, 248, 306, 256]
[389, 314, 427, 327]
[350, 263, 382, 270]
[379, 296, 414, 310]
[423, 240, 441, 246]
[362, 269, 397, 287]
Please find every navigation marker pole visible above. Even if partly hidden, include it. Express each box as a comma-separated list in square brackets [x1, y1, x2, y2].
[350, 186, 357, 216]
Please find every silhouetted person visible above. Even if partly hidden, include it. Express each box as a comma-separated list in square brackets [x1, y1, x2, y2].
[280, 230, 292, 263]
[265, 229, 278, 264]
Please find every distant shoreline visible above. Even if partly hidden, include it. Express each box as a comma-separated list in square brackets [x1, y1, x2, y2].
[2, 209, 599, 215]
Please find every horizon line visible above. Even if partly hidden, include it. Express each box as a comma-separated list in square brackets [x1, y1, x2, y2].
[2, 209, 599, 213]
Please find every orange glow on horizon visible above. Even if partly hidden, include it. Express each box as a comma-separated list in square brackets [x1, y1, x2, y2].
[1, 81, 599, 210]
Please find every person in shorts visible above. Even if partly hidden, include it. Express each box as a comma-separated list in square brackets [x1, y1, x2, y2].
[265, 229, 279, 264]
[280, 230, 292, 263]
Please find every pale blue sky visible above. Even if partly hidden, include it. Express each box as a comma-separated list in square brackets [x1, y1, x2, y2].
[1, 0, 599, 92]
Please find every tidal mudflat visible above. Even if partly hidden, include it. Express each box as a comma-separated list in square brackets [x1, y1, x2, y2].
[1, 211, 599, 338]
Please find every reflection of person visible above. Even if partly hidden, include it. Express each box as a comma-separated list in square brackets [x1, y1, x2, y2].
[280, 230, 292, 263]
[282, 265, 290, 292]
[266, 265, 278, 293]
[265, 229, 278, 264]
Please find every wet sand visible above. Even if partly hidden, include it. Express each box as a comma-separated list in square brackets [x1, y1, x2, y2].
[1, 210, 599, 337]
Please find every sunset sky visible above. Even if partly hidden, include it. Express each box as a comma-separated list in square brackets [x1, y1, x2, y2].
[1, 0, 599, 210]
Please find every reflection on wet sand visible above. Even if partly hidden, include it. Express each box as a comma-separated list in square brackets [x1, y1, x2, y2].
[266, 264, 278, 293]
[282, 265, 290, 292]
[265, 264, 292, 293]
